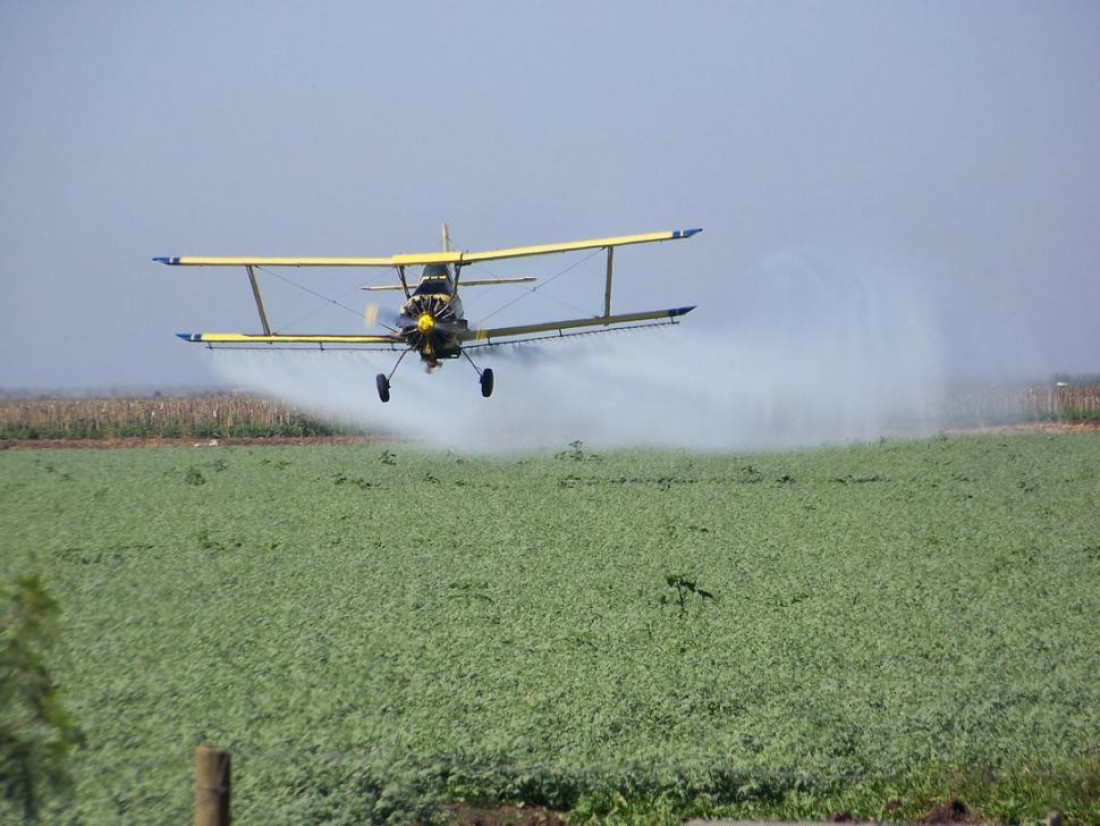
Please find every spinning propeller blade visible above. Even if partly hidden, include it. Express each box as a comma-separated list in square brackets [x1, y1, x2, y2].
[364, 302, 402, 333]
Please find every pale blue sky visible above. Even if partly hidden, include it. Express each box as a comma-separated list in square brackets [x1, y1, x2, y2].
[2, 1, 1098, 390]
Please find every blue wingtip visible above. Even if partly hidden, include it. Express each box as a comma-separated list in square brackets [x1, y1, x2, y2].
[176, 333, 201, 342]
[669, 306, 696, 317]
[671, 228, 703, 239]
[154, 257, 180, 264]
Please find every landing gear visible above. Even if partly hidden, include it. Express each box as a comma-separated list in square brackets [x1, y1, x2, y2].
[462, 350, 494, 399]
[378, 348, 494, 401]
[376, 348, 413, 403]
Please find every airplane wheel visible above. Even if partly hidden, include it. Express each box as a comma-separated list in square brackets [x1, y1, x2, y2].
[480, 368, 494, 398]
[376, 373, 390, 403]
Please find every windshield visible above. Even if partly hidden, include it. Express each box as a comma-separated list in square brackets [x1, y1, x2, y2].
[414, 277, 452, 296]
[414, 264, 453, 296]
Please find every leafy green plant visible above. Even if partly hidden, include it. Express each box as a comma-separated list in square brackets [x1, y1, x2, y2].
[334, 473, 374, 490]
[555, 440, 600, 462]
[196, 529, 242, 553]
[659, 574, 714, 618]
[0, 575, 83, 821]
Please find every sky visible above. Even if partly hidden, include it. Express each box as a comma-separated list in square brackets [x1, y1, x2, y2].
[1, 2, 1098, 415]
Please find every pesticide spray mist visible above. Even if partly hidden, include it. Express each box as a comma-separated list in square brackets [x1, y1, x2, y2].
[210, 252, 948, 452]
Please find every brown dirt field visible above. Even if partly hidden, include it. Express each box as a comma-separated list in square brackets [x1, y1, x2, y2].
[944, 421, 1100, 435]
[0, 435, 397, 451]
[445, 803, 567, 826]
[2, 422, 1098, 451]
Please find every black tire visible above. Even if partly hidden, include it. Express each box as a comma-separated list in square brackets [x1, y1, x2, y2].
[375, 373, 390, 403]
[480, 368, 494, 398]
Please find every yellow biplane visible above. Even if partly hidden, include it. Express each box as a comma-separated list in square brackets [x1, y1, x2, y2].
[156, 226, 700, 401]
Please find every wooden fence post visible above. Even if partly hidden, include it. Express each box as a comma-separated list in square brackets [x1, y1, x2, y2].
[194, 746, 230, 826]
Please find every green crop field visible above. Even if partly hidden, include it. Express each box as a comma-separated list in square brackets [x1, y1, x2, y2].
[1, 435, 1098, 824]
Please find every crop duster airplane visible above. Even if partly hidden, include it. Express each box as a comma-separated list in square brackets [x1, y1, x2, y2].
[156, 226, 701, 402]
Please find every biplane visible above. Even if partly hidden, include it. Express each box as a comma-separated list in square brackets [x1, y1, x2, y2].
[155, 226, 700, 402]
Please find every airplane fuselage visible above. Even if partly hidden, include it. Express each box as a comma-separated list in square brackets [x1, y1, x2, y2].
[398, 264, 467, 366]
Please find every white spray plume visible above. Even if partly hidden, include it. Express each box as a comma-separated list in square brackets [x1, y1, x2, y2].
[210, 252, 948, 452]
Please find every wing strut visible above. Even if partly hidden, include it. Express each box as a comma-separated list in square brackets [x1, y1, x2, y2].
[396, 265, 411, 299]
[603, 247, 614, 319]
[246, 265, 272, 335]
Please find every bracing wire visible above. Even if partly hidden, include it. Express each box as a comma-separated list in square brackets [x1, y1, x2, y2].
[254, 266, 366, 328]
[251, 244, 606, 334]
[475, 248, 604, 325]
[522, 289, 593, 316]
[281, 285, 375, 331]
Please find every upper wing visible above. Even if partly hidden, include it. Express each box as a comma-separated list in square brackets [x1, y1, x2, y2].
[442, 228, 702, 266]
[462, 306, 695, 345]
[153, 228, 701, 269]
[154, 256, 394, 268]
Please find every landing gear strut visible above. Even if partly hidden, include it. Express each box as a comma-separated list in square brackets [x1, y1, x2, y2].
[375, 348, 412, 403]
[376, 348, 495, 401]
[462, 350, 494, 399]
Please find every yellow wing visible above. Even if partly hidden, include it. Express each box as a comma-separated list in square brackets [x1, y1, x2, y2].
[153, 228, 701, 268]
[397, 228, 703, 266]
[176, 333, 402, 345]
[156, 256, 394, 267]
[463, 306, 695, 345]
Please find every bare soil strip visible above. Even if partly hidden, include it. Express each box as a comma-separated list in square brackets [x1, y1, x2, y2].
[0, 435, 395, 450]
[3, 422, 1097, 451]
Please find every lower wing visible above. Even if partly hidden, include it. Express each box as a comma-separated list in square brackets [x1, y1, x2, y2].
[174, 306, 694, 349]
[175, 333, 404, 349]
[462, 306, 694, 346]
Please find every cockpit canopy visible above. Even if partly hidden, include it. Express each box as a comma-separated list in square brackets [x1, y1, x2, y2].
[414, 263, 454, 296]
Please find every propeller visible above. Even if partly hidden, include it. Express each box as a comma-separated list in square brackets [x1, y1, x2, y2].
[401, 294, 464, 349]
[364, 302, 403, 333]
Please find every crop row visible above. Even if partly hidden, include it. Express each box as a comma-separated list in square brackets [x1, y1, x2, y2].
[941, 383, 1100, 425]
[1, 384, 1098, 440]
[0, 395, 368, 440]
